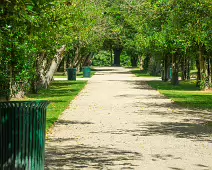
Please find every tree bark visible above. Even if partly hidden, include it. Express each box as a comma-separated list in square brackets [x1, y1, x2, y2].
[181, 56, 186, 80]
[186, 59, 190, 80]
[199, 45, 205, 81]
[110, 49, 113, 66]
[131, 56, 138, 67]
[198, 45, 208, 89]
[75, 54, 84, 68]
[171, 54, 179, 85]
[208, 57, 211, 84]
[210, 58, 212, 86]
[63, 57, 67, 75]
[139, 56, 143, 70]
[69, 46, 80, 68]
[113, 48, 122, 66]
[40, 45, 66, 89]
[83, 52, 93, 66]
[196, 59, 201, 87]
[162, 56, 169, 82]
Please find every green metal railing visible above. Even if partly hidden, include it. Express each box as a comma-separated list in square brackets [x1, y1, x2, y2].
[0, 101, 49, 170]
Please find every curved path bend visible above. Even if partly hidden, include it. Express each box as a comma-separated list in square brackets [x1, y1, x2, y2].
[45, 67, 212, 170]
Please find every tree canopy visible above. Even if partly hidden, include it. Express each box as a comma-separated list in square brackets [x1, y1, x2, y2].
[0, 0, 211, 99]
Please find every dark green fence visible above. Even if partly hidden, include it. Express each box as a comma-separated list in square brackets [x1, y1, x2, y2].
[0, 101, 49, 170]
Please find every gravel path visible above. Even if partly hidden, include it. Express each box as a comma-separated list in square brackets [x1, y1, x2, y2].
[45, 67, 212, 170]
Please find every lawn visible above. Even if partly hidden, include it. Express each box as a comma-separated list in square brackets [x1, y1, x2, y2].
[131, 69, 212, 110]
[26, 80, 87, 130]
[54, 71, 96, 78]
[130, 69, 160, 78]
[148, 80, 212, 110]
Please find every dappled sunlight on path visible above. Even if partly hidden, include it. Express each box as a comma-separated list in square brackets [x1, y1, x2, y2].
[45, 67, 212, 170]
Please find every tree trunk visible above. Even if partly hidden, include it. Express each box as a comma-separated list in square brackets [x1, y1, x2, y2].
[57, 58, 64, 72]
[162, 56, 169, 82]
[196, 59, 201, 87]
[181, 56, 185, 80]
[83, 53, 93, 66]
[64, 57, 67, 75]
[198, 45, 208, 89]
[171, 54, 179, 85]
[186, 59, 190, 80]
[74, 54, 84, 68]
[199, 45, 205, 81]
[110, 49, 113, 66]
[82, 55, 90, 67]
[113, 48, 122, 66]
[40, 45, 66, 89]
[131, 56, 138, 67]
[210, 58, 212, 85]
[208, 57, 211, 84]
[69, 46, 80, 68]
[139, 56, 143, 70]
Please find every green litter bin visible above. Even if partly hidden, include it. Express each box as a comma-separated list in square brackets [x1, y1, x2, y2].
[67, 68, 77, 81]
[83, 67, 91, 78]
[0, 101, 49, 170]
[170, 67, 172, 79]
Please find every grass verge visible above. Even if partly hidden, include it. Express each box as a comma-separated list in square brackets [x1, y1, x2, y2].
[76, 71, 96, 78]
[26, 80, 87, 130]
[148, 80, 212, 110]
[54, 71, 95, 78]
[130, 69, 160, 78]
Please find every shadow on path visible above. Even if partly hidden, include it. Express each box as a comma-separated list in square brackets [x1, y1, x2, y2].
[91, 120, 212, 142]
[45, 68, 212, 169]
[56, 120, 94, 125]
[45, 144, 143, 169]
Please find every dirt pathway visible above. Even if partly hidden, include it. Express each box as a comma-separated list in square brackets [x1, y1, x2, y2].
[45, 67, 212, 170]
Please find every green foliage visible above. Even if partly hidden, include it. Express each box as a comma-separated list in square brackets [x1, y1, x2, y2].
[0, 0, 62, 95]
[0, 0, 105, 97]
[92, 50, 131, 67]
[1, 0, 212, 97]
[92, 51, 111, 66]
[120, 53, 131, 67]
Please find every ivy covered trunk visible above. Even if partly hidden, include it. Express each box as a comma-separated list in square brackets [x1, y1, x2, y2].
[113, 48, 122, 66]
[171, 54, 179, 85]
